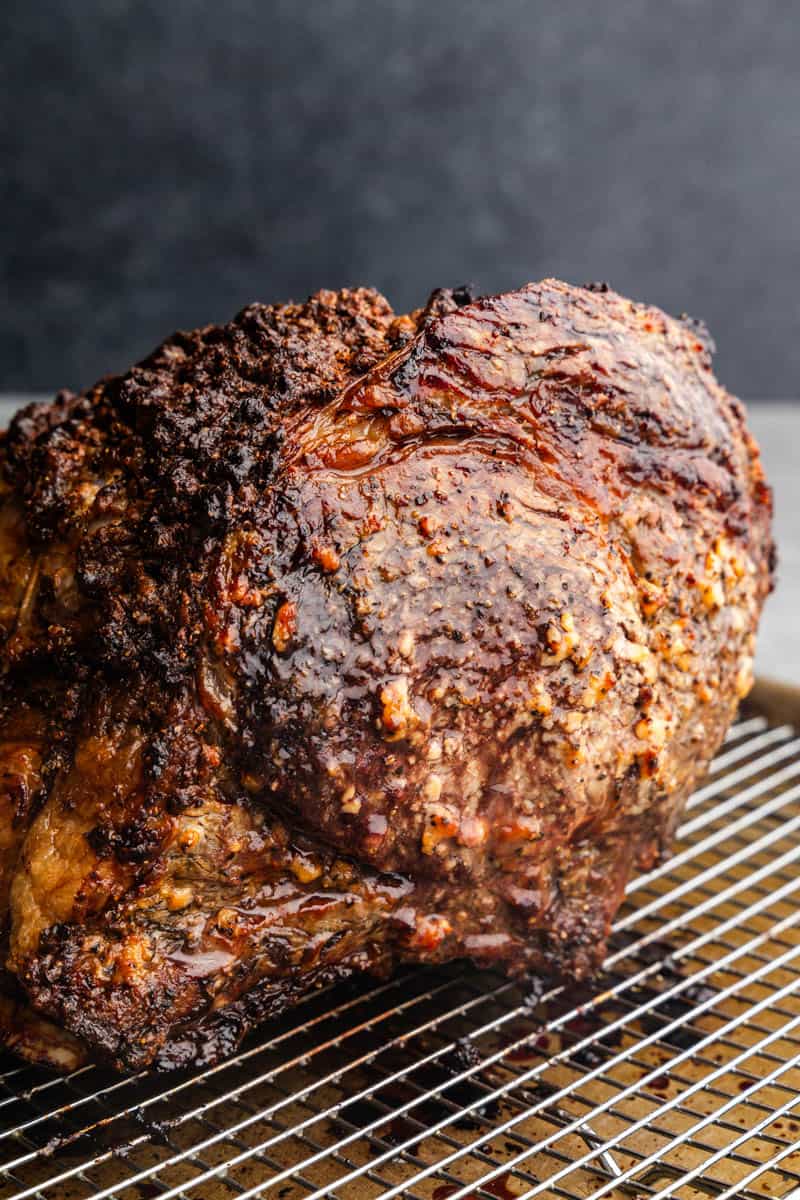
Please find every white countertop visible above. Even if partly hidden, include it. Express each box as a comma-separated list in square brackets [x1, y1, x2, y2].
[0, 397, 795, 684]
[746, 406, 798, 685]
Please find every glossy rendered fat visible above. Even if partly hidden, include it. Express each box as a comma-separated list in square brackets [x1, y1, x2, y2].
[0, 280, 773, 1069]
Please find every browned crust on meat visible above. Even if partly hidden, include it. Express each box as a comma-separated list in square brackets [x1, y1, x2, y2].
[0, 280, 773, 1070]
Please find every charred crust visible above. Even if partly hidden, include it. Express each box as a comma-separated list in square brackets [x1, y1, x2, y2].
[86, 817, 165, 865]
[0, 279, 773, 1070]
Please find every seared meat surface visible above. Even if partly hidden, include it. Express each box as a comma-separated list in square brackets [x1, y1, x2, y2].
[0, 281, 772, 1070]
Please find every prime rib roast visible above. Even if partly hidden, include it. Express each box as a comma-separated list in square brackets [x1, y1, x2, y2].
[0, 280, 772, 1071]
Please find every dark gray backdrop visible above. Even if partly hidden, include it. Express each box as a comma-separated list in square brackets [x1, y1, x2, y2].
[3, 0, 800, 397]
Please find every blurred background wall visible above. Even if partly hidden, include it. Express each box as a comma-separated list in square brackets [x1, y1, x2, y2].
[2, 0, 800, 396]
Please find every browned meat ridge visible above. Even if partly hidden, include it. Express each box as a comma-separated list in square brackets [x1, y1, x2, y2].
[0, 281, 773, 1071]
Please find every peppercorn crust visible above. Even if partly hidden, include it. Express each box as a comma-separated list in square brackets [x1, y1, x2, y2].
[0, 281, 773, 1070]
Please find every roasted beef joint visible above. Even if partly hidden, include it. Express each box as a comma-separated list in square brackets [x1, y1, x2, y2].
[0, 280, 773, 1070]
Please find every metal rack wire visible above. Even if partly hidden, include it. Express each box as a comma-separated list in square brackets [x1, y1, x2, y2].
[1, 708, 800, 1199]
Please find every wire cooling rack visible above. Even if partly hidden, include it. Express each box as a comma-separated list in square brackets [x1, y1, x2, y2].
[1, 704, 800, 1200]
